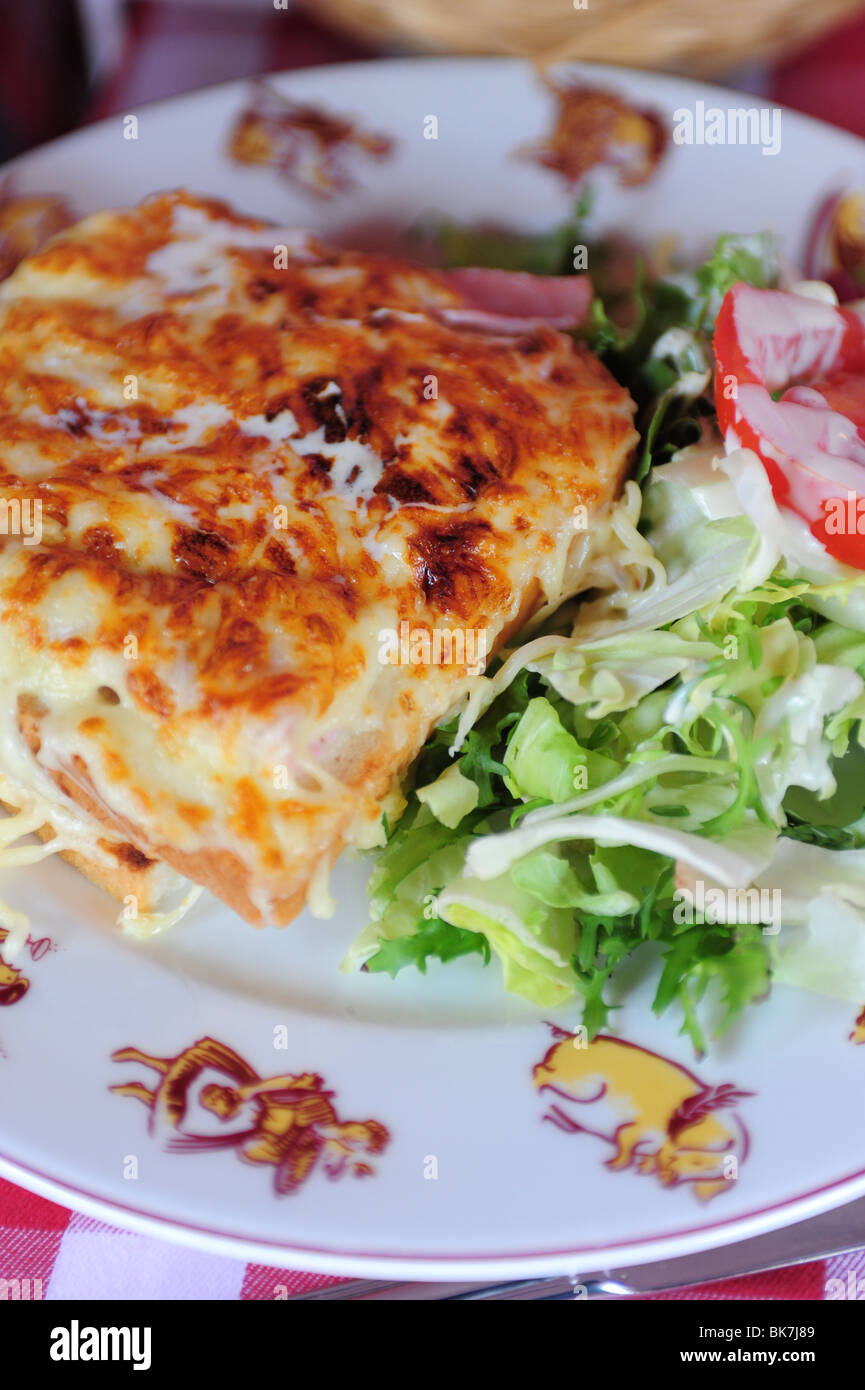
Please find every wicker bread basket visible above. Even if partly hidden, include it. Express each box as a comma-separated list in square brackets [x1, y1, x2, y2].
[307, 0, 865, 76]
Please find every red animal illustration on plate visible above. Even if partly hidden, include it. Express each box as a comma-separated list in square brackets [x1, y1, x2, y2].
[0, 927, 52, 1006]
[111, 1036, 389, 1194]
[227, 81, 394, 197]
[533, 1025, 752, 1201]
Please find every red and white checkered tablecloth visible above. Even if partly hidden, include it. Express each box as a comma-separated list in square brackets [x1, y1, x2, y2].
[3, 0, 865, 1301]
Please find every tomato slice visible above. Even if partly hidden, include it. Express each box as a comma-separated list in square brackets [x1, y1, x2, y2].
[714, 283, 865, 568]
[798, 373, 865, 442]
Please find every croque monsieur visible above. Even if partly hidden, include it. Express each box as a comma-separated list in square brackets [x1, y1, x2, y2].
[0, 191, 637, 931]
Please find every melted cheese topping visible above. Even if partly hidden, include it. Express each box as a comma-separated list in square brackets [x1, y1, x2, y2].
[0, 191, 637, 926]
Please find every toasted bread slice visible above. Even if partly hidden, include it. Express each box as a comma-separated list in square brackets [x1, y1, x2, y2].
[0, 191, 637, 926]
[0, 782, 187, 916]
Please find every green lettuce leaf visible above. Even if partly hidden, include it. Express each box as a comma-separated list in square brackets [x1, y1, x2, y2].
[416, 762, 479, 829]
[363, 915, 490, 977]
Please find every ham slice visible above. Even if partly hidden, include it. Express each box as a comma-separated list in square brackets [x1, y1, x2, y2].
[437, 267, 593, 333]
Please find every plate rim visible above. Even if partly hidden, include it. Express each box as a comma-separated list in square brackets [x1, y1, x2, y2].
[3, 1149, 864, 1280]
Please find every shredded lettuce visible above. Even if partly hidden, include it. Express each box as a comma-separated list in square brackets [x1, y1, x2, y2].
[416, 762, 479, 829]
[349, 461, 865, 1048]
[347, 220, 865, 1050]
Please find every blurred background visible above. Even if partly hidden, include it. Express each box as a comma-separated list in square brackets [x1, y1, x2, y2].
[0, 0, 864, 164]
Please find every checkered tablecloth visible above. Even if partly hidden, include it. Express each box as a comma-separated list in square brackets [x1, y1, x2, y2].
[2, 0, 865, 1301]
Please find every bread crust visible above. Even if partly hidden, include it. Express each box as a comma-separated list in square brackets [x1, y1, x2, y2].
[0, 795, 174, 913]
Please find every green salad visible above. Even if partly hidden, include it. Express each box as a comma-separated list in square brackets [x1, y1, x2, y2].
[344, 205, 865, 1051]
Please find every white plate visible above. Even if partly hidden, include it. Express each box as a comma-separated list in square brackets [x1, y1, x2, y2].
[2, 58, 865, 1282]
